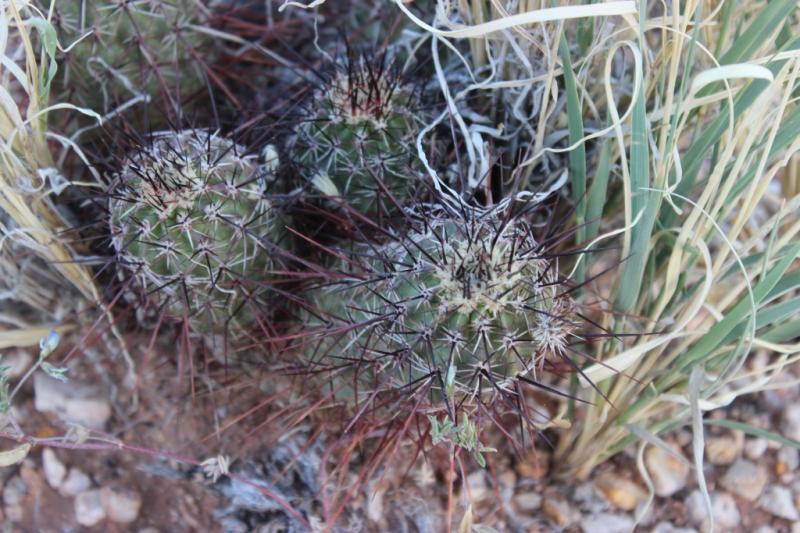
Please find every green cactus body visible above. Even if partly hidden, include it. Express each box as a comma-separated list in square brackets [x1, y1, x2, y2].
[51, 0, 212, 118]
[305, 211, 577, 414]
[293, 57, 424, 214]
[109, 130, 281, 335]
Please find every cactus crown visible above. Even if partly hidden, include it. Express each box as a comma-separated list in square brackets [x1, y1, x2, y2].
[304, 206, 579, 424]
[292, 52, 426, 214]
[327, 57, 405, 123]
[109, 129, 282, 334]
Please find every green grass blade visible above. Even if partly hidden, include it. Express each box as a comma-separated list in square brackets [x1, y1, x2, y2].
[762, 319, 800, 343]
[705, 419, 800, 449]
[615, 58, 653, 310]
[575, 0, 595, 55]
[718, 0, 796, 65]
[713, 0, 735, 58]
[584, 139, 611, 243]
[755, 297, 800, 329]
[719, 296, 800, 346]
[559, 30, 587, 241]
[766, 269, 800, 302]
[613, 0, 653, 312]
[560, 38, 586, 216]
[674, 242, 800, 372]
[720, 249, 800, 283]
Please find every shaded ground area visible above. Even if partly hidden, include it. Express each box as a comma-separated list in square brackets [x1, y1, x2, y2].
[2, 337, 800, 532]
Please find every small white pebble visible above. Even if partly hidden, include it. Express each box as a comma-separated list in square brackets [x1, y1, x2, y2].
[59, 468, 92, 497]
[42, 449, 66, 489]
[101, 487, 142, 524]
[75, 490, 106, 527]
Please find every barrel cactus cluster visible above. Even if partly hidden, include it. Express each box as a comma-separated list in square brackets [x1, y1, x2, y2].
[56, 3, 588, 457]
[42, 0, 592, 485]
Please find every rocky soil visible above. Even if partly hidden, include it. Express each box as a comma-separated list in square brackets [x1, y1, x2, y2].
[1, 341, 799, 532]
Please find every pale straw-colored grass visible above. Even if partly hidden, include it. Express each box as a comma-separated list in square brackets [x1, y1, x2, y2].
[0, 1, 132, 365]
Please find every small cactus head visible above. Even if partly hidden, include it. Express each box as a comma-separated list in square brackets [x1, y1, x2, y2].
[301, 205, 581, 438]
[291, 52, 428, 215]
[51, 0, 214, 124]
[108, 129, 285, 337]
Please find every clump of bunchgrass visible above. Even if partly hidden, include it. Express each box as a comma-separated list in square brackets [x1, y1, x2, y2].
[526, 0, 800, 492]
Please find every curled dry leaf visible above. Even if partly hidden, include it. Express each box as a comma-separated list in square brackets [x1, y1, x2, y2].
[0, 443, 31, 467]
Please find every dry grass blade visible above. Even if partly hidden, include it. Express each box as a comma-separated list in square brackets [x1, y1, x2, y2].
[0, 1, 99, 304]
[0, 1, 132, 370]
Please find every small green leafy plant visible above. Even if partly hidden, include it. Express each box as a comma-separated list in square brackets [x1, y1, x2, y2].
[428, 414, 497, 468]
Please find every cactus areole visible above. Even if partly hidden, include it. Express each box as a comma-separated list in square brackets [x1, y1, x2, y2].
[307, 209, 578, 417]
[108, 130, 280, 334]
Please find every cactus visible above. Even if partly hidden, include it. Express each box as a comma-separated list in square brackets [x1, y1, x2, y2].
[303, 206, 579, 428]
[50, 0, 214, 120]
[291, 53, 427, 214]
[108, 129, 283, 336]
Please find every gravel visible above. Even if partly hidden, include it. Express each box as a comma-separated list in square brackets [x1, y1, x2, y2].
[757, 485, 800, 521]
[75, 490, 106, 527]
[645, 445, 690, 497]
[719, 459, 768, 501]
[41, 449, 66, 489]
